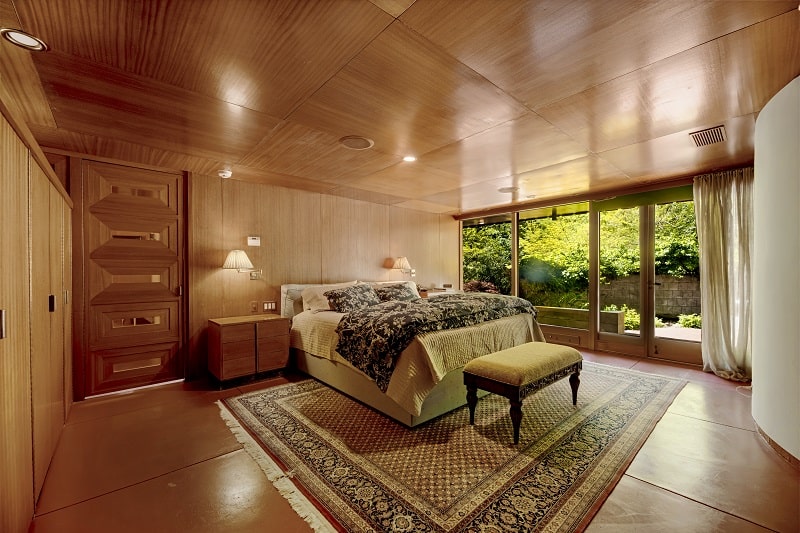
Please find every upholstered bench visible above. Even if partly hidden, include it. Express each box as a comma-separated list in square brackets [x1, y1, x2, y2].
[463, 342, 583, 444]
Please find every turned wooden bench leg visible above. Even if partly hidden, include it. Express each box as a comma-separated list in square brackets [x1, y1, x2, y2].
[569, 369, 580, 405]
[509, 397, 523, 445]
[466, 383, 478, 425]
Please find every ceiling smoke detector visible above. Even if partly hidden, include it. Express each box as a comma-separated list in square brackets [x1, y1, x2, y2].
[689, 125, 727, 147]
[339, 135, 374, 150]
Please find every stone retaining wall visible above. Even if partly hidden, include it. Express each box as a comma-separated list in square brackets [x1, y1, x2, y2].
[600, 274, 700, 317]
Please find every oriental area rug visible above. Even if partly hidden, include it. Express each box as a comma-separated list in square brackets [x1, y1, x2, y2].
[219, 362, 685, 532]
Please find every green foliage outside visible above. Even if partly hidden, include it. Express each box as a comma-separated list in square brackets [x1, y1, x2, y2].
[462, 201, 701, 327]
[462, 223, 512, 295]
[678, 313, 702, 328]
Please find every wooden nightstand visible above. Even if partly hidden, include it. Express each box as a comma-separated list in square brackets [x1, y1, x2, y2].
[207, 314, 289, 381]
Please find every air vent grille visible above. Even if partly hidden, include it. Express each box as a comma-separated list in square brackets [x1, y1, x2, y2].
[689, 125, 726, 147]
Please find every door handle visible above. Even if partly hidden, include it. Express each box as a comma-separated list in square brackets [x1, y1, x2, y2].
[175, 285, 184, 297]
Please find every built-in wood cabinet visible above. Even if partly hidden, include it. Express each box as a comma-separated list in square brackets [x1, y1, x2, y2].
[208, 314, 289, 381]
[0, 98, 72, 531]
[29, 162, 70, 498]
[0, 103, 35, 533]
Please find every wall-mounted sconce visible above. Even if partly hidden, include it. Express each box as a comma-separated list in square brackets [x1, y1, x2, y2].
[391, 256, 416, 278]
[223, 249, 262, 280]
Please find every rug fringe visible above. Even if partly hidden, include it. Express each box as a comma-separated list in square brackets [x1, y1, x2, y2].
[216, 400, 337, 533]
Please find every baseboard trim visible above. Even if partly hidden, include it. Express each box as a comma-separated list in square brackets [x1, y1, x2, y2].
[756, 423, 800, 470]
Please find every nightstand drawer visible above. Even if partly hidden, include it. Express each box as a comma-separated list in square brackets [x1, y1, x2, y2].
[257, 319, 288, 338]
[258, 335, 289, 356]
[221, 324, 254, 343]
[222, 339, 255, 360]
[223, 356, 256, 378]
[257, 346, 290, 372]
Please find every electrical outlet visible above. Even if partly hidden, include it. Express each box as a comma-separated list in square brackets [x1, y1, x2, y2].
[262, 301, 276, 312]
[249, 301, 258, 313]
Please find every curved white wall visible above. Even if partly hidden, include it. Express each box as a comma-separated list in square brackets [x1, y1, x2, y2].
[752, 76, 800, 460]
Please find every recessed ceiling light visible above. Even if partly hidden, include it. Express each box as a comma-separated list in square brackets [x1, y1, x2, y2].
[339, 136, 374, 150]
[0, 28, 48, 51]
[497, 186, 519, 193]
[218, 169, 232, 179]
[402, 155, 416, 162]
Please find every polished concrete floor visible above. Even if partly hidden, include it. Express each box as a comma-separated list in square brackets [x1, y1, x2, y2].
[29, 352, 799, 532]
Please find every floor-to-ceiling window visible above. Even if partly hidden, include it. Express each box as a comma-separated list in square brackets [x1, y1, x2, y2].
[517, 203, 590, 340]
[461, 214, 512, 295]
[460, 185, 701, 364]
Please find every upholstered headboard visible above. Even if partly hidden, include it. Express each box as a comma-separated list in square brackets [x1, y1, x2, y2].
[280, 282, 358, 319]
[279, 284, 311, 319]
[280, 281, 419, 320]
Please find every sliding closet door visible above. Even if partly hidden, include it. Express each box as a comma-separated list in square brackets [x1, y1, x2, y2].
[0, 112, 34, 533]
[82, 161, 185, 396]
[30, 163, 67, 499]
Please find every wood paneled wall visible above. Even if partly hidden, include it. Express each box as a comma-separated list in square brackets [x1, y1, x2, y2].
[0, 105, 34, 533]
[188, 174, 460, 378]
[1, 78, 73, 532]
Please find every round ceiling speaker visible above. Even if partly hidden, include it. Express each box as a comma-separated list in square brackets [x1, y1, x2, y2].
[339, 136, 375, 150]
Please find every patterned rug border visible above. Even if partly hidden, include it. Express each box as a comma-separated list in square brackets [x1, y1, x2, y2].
[219, 362, 687, 532]
[216, 400, 339, 532]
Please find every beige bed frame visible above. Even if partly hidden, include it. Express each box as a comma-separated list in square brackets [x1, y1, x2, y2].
[292, 347, 482, 427]
[281, 283, 521, 427]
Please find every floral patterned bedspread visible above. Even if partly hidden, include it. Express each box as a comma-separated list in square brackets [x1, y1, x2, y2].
[334, 293, 536, 391]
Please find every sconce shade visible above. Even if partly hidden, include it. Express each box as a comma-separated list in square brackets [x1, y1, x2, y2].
[392, 256, 412, 271]
[223, 249, 254, 270]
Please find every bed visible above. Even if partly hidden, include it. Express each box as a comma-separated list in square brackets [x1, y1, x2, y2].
[280, 281, 545, 427]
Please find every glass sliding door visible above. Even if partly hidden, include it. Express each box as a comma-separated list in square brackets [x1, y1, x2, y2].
[651, 200, 701, 363]
[597, 206, 645, 354]
[594, 188, 701, 363]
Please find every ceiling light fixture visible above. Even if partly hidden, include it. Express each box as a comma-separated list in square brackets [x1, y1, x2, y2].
[0, 28, 48, 51]
[402, 155, 416, 162]
[339, 135, 374, 150]
[218, 169, 232, 179]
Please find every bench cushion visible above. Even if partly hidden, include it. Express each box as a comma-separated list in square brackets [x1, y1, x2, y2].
[463, 342, 582, 387]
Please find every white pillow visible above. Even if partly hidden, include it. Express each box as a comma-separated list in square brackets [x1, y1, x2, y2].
[301, 281, 358, 312]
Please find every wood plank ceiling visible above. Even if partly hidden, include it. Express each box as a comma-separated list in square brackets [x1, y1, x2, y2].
[1, 0, 798, 216]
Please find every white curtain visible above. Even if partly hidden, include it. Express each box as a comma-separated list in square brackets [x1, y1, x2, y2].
[693, 168, 754, 381]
